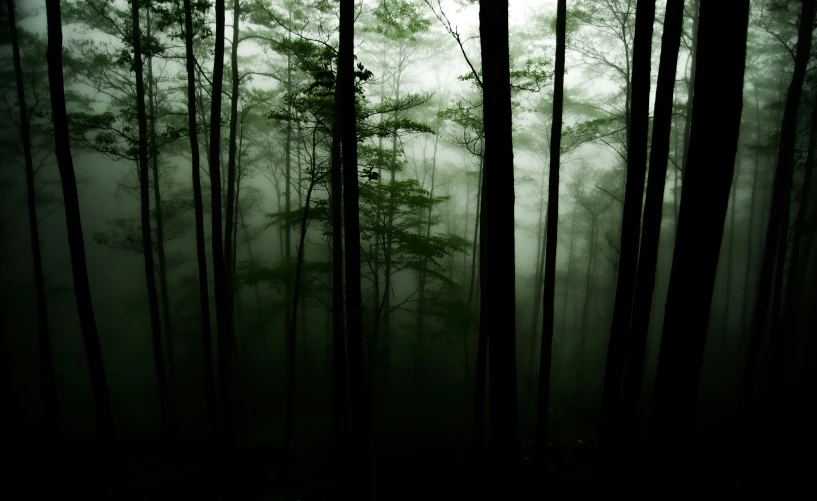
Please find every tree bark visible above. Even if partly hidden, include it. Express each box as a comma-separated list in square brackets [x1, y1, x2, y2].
[645, 1, 750, 493]
[132, 0, 171, 441]
[182, 0, 215, 426]
[329, 56, 348, 486]
[739, 0, 815, 461]
[479, 0, 519, 496]
[618, 0, 685, 481]
[46, 0, 116, 469]
[339, 0, 369, 496]
[533, 0, 566, 479]
[145, 7, 174, 401]
[208, 0, 233, 444]
[8, 0, 58, 445]
[597, 2, 655, 489]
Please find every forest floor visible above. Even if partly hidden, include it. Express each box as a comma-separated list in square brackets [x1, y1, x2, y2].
[7, 415, 801, 499]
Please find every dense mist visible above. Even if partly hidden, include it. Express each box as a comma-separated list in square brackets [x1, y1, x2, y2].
[1, 0, 814, 499]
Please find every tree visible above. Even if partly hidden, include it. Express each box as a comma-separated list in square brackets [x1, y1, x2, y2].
[479, 0, 519, 497]
[621, 0, 686, 476]
[534, 0, 566, 479]
[132, 0, 171, 439]
[209, 0, 234, 444]
[45, 0, 116, 470]
[6, 0, 58, 446]
[181, 0, 216, 426]
[596, 0, 654, 490]
[739, 0, 816, 486]
[339, 0, 368, 496]
[645, 0, 750, 493]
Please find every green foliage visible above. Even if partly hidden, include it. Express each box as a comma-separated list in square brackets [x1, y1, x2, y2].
[235, 258, 330, 292]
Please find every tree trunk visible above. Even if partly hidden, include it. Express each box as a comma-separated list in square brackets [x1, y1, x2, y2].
[182, 0, 215, 427]
[339, 0, 369, 495]
[645, 1, 750, 493]
[533, 0, 566, 480]
[8, 0, 58, 446]
[479, 1, 519, 496]
[208, 0, 233, 444]
[783, 92, 817, 322]
[741, 87, 764, 330]
[132, 0, 171, 441]
[145, 8, 174, 403]
[681, 0, 699, 178]
[618, 0, 685, 481]
[597, 1, 655, 487]
[285, 146, 320, 459]
[739, 0, 815, 466]
[329, 54, 348, 487]
[46, 0, 116, 469]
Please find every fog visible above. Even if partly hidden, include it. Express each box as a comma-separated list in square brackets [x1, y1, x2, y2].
[1, 0, 814, 499]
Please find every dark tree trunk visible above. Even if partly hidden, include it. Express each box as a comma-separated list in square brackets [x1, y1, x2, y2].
[208, 0, 233, 443]
[533, 0, 566, 479]
[285, 144, 321, 458]
[182, 0, 215, 426]
[619, 0, 685, 479]
[597, 1, 655, 489]
[132, 0, 171, 440]
[479, 1, 519, 497]
[8, 0, 58, 445]
[339, 0, 369, 496]
[740, 0, 815, 483]
[784, 92, 817, 322]
[741, 88, 764, 330]
[329, 58, 348, 487]
[646, 0, 750, 493]
[145, 8, 174, 401]
[46, 0, 116, 469]
[681, 0, 699, 177]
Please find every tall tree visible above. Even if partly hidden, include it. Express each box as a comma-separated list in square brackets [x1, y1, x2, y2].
[534, 0, 566, 478]
[645, 0, 750, 492]
[739, 0, 816, 485]
[181, 0, 215, 424]
[45, 0, 116, 469]
[132, 0, 171, 439]
[329, 50, 348, 488]
[479, 0, 519, 497]
[596, 0, 655, 489]
[620, 0, 685, 473]
[7, 0, 58, 444]
[339, 0, 368, 496]
[209, 0, 233, 442]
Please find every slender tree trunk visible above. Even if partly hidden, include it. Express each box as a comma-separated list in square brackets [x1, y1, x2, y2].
[132, 0, 171, 441]
[208, 0, 233, 444]
[741, 88, 764, 330]
[145, 9, 174, 403]
[645, 1, 750, 494]
[46, 0, 116, 470]
[783, 93, 817, 320]
[533, 0, 566, 481]
[560, 204, 577, 333]
[182, 0, 215, 427]
[722, 158, 740, 349]
[528, 176, 546, 378]
[223, 0, 240, 369]
[340, 1, 369, 495]
[329, 56, 348, 484]
[479, 1, 519, 495]
[618, 0, 685, 482]
[474, 165, 488, 451]
[8, 0, 58, 446]
[739, 1, 815, 469]
[597, 2, 655, 489]
[416, 131, 439, 352]
[285, 153, 320, 459]
[681, 0, 699, 178]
